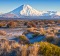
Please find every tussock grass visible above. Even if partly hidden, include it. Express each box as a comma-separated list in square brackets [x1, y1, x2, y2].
[0, 38, 60, 56]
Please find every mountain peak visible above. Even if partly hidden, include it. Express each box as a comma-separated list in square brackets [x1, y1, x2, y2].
[20, 4, 32, 10]
[21, 4, 31, 7]
[1, 4, 60, 19]
[9, 4, 41, 16]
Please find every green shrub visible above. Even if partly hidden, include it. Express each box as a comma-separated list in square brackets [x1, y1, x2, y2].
[38, 42, 60, 56]
[18, 35, 30, 44]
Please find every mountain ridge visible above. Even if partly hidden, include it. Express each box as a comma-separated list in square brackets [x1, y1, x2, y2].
[0, 4, 60, 19]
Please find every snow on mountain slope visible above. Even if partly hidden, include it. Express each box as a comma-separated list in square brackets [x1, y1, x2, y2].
[9, 4, 42, 16]
[1, 4, 60, 19]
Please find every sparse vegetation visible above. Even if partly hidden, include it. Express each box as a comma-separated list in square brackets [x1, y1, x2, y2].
[0, 30, 6, 35]
[0, 38, 60, 56]
[0, 20, 60, 56]
[18, 35, 30, 44]
[7, 21, 17, 28]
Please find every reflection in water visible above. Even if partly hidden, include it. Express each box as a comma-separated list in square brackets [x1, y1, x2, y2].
[25, 33, 45, 43]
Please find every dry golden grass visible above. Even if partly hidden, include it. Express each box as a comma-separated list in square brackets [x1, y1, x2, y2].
[0, 38, 60, 56]
[29, 43, 39, 56]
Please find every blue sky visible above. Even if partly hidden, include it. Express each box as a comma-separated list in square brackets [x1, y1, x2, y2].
[0, 0, 60, 13]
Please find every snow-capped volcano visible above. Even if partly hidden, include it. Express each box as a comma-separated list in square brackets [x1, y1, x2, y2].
[1, 4, 60, 19]
[9, 4, 42, 16]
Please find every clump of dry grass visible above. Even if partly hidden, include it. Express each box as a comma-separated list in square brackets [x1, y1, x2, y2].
[0, 30, 6, 35]
[21, 45, 28, 56]
[0, 38, 60, 56]
[29, 43, 39, 56]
